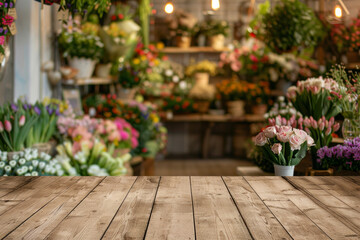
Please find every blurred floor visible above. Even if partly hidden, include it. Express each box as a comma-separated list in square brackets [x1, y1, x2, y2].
[154, 158, 255, 176]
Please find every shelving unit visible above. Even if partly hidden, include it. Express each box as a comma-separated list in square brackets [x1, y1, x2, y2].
[62, 77, 115, 86]
[161, 47, 229, 54]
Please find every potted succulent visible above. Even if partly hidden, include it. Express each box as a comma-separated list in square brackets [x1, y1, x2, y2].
[189, 84, 216, 114]
[185, 60, 217, 86]
[254, 125, 314, 176]
[203, 20, 229, 50]
[58, 18, 104, 79]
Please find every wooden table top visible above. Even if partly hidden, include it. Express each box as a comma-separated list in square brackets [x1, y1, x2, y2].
[0, 176, 359, 239]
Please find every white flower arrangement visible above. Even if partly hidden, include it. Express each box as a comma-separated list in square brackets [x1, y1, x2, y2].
[265, 96, 301, 120]
[0, 149, 64, 176]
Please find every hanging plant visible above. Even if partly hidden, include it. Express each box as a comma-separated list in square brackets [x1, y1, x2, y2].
[0, 0, 17, 55]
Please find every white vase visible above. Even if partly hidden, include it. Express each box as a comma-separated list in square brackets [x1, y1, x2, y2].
[227, 100, 245, 117]
[69, 57, 97, 79]
[194, 72, 210, 86]
[273, 164, 295, 176]
[95, 63, 112, 78]
[210, 34, 225, 50]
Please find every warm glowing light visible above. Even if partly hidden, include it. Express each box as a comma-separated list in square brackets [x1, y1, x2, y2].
[211, 0, 220, 11]
[335, 5, 342, 18]
[165, 2, 174, 14]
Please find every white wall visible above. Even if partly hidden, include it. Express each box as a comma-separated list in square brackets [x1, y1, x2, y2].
[14, 0, 53, 103]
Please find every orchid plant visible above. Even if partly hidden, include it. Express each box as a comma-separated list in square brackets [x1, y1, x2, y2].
[254, 125, 313, 166]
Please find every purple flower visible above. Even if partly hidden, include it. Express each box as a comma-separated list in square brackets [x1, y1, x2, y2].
[55, 108, 60, 116]
[9, 2, 13, 7]
[34, 106, 41, 115]
[11, 104, 18, 112]
[4, 3, 8, 8]
[317, 148, 325, 159]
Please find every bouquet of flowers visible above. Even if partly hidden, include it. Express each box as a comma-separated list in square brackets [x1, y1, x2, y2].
[162, 96, 196, 114]
[247, 81, 271, 105]
[254, 125, 313, 166]
[216, 80, 249, 101]
[56, 141, 130, 176]
[58, 18, 104, 60]
[287, 77, 342, 120]
[331, 14, 360, 53]
[0, 0, 16, 56]
[0, 149, 63, 176]
[265, 96, 301, 120]
[185, 60, 217, 76]
[317, 137, 360, 171]
[0, 102, 38, 151]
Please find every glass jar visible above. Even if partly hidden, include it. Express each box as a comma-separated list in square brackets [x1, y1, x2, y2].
[342, 118, 360, 140]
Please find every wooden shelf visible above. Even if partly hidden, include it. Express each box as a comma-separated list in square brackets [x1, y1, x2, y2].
[164, 114, 265, 123]
[346, 63, 360, 69]
[62, 77, 115, 86]
[161, 47, 229, 54]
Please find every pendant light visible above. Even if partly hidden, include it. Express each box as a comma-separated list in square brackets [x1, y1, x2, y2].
[211, 0, 220, 11]
[165, 1, 174, 14]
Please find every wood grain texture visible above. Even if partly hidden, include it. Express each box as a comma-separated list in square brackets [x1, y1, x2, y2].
[0, 177, 77, 239]
[191, 176, 252, 240]
[102, 177, 160, 240]
[246, 177, 331, 240]
[0, 177, 35, 197]
[223, 177, 291, 239]
[46, 177, 137, 240]
[145, 177, 195, 240]
[5, 177, 104, 240]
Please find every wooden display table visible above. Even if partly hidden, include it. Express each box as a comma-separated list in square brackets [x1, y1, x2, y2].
[0, 176, 359, 239]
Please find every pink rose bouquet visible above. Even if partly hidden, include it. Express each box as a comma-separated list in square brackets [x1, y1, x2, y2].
[287, 77, 341, 120]
[254, 125, 313, 166]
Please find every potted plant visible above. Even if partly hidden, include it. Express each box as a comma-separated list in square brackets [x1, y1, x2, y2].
[189, 84, 216, 114]
[254, 125, 313, 176]
[216, 79, 248, 116]
[168, 10, 198, 48]
[185, 60, 217, 86]
[247, 81, 271, 115]
[203, 20, 229, 50]
[58, 18, 104, 79]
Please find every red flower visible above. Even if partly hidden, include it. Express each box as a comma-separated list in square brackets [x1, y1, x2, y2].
[118, 14, 124, 19]
[111, 15, 117, 21]
[249, 32, 256, 38]
[142, 148, 147, 153]
[2, 15, 14, 26]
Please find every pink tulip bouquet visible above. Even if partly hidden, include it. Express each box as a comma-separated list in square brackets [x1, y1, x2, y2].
[254, 125, 313, 167]
[287, 77, 342, 120]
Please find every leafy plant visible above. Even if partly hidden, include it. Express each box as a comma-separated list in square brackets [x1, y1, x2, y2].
[203, 20, 229, 37]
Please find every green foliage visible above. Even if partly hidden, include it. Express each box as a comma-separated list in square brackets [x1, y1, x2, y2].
[262, 0, 324, 53]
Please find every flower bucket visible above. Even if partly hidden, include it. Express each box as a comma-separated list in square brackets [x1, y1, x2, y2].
[7, 151, 23, 161]
[118, 87, 137, 101]
[210, 34, 225, 50]
[32, 142, 52, 155]
[227, 100, 245, 117]
[273, 164, 295, 176]
[196, 101, 210, 114]
[95, 63, 112, 78]
[194, 72, 210, 86]
[176, 36, 191, 48]
[252, 104, 268, 115]
[69, 57, 97, 79]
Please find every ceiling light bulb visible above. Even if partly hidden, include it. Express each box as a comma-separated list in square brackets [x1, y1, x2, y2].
[211, 0, 220, 11]
[165, 2, 174, 14]
[335, 5, 342, 18]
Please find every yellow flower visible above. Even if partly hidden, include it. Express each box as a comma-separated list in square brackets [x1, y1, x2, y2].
[133, 58, 140, 65]
[154, 59, 160, 66]
[150, 113, 159, 123]
[140, 55, 147, 61]
[156, 42, 165, 50]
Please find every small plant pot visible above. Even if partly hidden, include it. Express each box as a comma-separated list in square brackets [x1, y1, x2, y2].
[273, 164, 295, 176]
[194, 72, 210, 86]
[196, 101, 210, 114]
[117, 87, 138, 101]
[69, 57, 97, 79]
[227, 100, 245, 117]
[7, 151, 23, 161]
[95, 63, 112, 78]
[252, 104, 268, 115]
[176, 36, 191, 48]
[210, 34, 225, 50]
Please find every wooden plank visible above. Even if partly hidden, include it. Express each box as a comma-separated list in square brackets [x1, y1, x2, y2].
[246, 177, 331, 240]
[286, 177, 360, 236]
[145, 177, 195, 240]
[46, 177, 137, 239]
[344, 176, 360, 186]
[5, 177, 104, 240]
[223, 177, 291, 239]
[0, 177, 35, 197]
[0, 177, 77, 239]
[191, 176, 252, 240]
[0, 200, 23, 215]
[102, 177, 160, 240]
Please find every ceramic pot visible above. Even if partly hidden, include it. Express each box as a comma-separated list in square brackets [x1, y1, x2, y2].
[227, 100, 245, 117]
[210, 34, 225, 50]
[95, 63, 112, 78]
[176, 36, 191, 48]
[252, 104, 268, 115]
[117, 87, 137, 101]
[69, 57, 97, 79]
[194, 72, 210, 86]
[273, 164, 295, 176]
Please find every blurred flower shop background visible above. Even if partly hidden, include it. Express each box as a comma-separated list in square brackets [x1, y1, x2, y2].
[0, 0, 359, 176]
